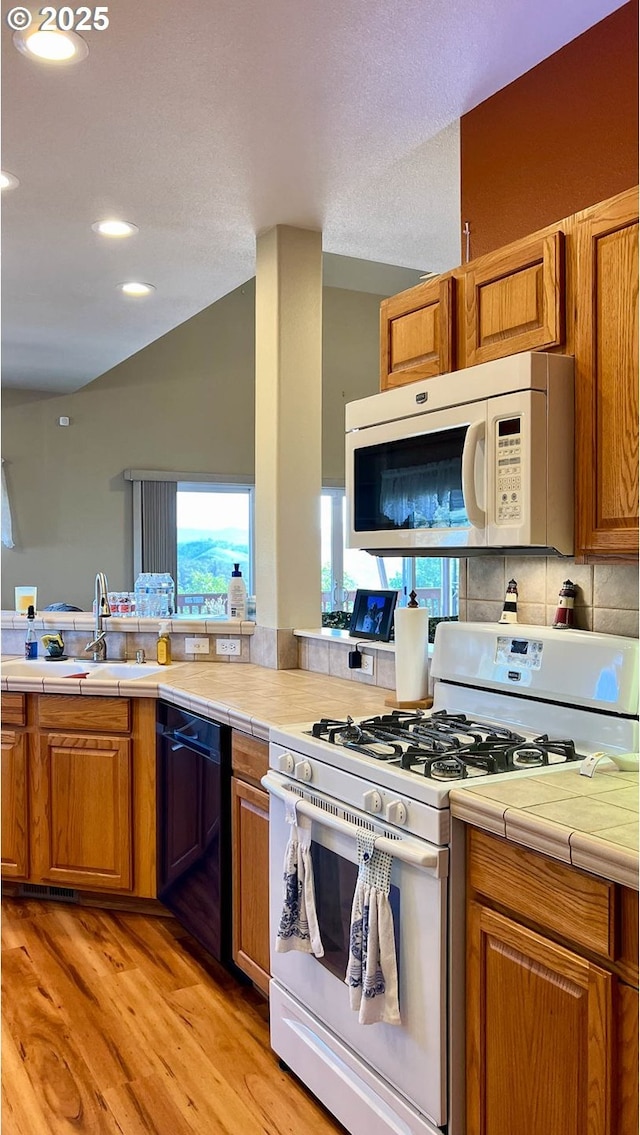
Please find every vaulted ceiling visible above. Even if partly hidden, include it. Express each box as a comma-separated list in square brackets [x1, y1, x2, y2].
[1, 0, 624, 392]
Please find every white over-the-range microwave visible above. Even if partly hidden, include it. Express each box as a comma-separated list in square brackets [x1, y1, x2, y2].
[345, 351, 575, 557]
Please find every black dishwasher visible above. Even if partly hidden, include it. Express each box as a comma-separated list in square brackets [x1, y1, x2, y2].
[157, 701, 232, 965]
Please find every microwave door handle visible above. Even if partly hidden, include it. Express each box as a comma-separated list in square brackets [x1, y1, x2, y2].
[462, 419, 486, 529]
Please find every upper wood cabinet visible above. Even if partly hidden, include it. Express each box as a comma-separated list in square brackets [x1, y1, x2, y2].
[574, 188, 639, 558]
[462, 229, 565, 366]
[378, 187, 639, 559]
[379, 275, 455, 391]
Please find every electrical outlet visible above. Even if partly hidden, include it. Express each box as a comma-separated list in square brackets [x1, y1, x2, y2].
[216, 638, 241, 656]
[360, 654, 375, 677]
[185, 637, 210, 655]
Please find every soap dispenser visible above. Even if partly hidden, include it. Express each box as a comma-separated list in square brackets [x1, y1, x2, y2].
[156, 621, 172, 665]
[228, 564, 247, 620]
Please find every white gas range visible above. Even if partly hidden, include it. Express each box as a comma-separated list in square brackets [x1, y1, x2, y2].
[264, 623, 639, 1135]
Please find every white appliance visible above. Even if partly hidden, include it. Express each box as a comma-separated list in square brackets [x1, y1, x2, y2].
[345, 351, 574, 556]
[264, 623, 638, 1135]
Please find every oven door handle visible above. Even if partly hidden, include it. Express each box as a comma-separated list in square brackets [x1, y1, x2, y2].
[263, 775, 446, 876]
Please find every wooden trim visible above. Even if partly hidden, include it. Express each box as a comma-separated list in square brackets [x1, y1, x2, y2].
[131, 698, 157, 898]
[468, 827, 615, 960]
[617, 886, 639, 987]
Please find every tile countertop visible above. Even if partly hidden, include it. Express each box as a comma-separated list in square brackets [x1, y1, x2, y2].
[0, 658, 391, 742]
[4, 656, 637, 889]
[450, 763, 639, 890]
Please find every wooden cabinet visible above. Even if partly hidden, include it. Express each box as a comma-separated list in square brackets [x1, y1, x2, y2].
[1, 727, 29, 879]
[231, 731, 270, 995]
[574, 188, 639, 558]
[378, 187, 639, 559]
[462, 229, 565, 366]
[1, 692, 156, 898]
[30, 730, 132, 890]
[379, 275, 455, 391]
[467, 901, 612, 1135]
[466, 827, 639, 1135]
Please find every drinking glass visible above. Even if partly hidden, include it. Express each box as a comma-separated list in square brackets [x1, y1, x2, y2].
[15, 586, 37, 614]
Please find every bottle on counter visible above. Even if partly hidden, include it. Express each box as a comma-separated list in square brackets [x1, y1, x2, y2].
[156, 620, 172, 665]
[25, 604, 38, 659]
[228, 563, 247, 620]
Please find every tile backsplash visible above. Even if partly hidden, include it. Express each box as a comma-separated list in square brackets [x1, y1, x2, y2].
[459, 557, 639, 638]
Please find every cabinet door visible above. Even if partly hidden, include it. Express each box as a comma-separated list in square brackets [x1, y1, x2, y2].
[575, 188, 639, 558]
[31, 732, 132, 891]
[467, 901, 612, 1135]
[616, 980, 639, 1135]
[463, 229, 565, 366]
[231, 776, 270, 995]
[1, 729, 29, 879]
[380, 275, 455, 390]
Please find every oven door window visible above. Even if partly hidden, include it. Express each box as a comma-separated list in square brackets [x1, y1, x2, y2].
[310, 841, 401, 986]
[354, 425, 470, 532]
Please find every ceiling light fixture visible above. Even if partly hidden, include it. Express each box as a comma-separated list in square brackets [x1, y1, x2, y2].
[118, 282, 156, 297]
[13, 27, 88, 63]
[0, 171, 19, 191]
[92, 220, 138, 238]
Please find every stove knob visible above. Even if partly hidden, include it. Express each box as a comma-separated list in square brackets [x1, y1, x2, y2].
[295, 760, 313, 783]
[278, 751, 295, 774]
[385, 799, 407, 826]
[362, 789, 383, 814]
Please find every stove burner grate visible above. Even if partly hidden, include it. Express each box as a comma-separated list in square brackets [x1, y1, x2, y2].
[306, 715, 580, 779]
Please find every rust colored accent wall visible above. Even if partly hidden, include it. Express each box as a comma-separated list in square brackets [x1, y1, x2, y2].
[461, 1, 639, 259]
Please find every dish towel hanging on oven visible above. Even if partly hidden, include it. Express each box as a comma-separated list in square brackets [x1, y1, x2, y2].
[275, 796, 324, 957]
[345, 831, 400, 1025]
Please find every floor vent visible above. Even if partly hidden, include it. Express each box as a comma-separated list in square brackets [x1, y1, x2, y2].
[18, 883, 78, 902]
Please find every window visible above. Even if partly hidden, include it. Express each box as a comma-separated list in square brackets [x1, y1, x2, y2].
[176, 483, 254, 616]
[322, 489, 458, 618]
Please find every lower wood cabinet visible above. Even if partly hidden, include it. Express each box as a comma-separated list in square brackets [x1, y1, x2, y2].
[231, 731, 270, 995]
[1, 727, 29, 879]
[30, 731, 132, 890]
[1, 693, 156, 898]
[466, 827, 639, 1135]
[467, 901, 612, 1135]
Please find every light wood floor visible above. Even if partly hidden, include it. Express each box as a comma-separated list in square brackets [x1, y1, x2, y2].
[1, 896, 347, 1135]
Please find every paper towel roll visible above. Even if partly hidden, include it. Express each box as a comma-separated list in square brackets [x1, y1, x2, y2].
[394, 606, 429, 703]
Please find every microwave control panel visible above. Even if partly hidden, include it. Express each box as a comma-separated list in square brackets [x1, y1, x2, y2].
[495, 416, 522, 523]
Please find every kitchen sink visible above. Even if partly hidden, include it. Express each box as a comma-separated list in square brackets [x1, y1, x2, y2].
[83, 662, 166, 680]
[2, 659, 166, 680]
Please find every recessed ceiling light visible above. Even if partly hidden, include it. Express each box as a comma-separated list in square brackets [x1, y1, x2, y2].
[13, 28, 88, 63]
[0, 171, 19, 191]
[118, 282, 156, 297]
[92, 220, 138, 238]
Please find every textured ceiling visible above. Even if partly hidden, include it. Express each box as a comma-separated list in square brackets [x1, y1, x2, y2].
[1, 0, 624, 392]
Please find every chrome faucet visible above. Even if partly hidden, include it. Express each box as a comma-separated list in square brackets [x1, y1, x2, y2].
[85, 571, 112, 662]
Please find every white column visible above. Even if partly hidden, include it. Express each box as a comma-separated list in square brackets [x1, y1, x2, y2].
[254, 225, 322, 635]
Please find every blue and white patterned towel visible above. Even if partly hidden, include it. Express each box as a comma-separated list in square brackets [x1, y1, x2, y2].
[345, 831, 400, 1025]
[275, 797, 324, 957]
